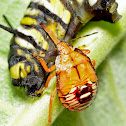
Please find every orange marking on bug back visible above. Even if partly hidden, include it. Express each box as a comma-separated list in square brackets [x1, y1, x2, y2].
[58, 68, 80, 95]
[56, 49, 98, 96]
[41, 24, 60, 44]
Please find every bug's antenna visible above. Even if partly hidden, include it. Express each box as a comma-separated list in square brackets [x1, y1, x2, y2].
[3, 15, 14, 29]
[69, 32, 98, 42]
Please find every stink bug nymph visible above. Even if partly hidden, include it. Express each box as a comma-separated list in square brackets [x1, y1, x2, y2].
[55, 43, 98, 111]
[34, 25, 98, 125]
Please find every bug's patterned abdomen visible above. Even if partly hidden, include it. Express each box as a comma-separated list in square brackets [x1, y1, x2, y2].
[56, 43, 98, 111]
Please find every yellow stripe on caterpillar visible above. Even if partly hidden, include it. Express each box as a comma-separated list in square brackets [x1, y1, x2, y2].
[10, 63, 28, 79]
[39, 0, 71, 24]
[17, 26, 49, 50]
[17, 49, 39, 72]
[21, 17, 37, 25]
[46, 18, 66, 40]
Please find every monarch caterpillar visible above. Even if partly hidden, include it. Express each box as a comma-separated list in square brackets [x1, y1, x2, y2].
[0, 0, 121, 96]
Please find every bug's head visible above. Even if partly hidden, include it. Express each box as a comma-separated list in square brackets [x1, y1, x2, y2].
[59, 81, 98, 111]
[57, 42, 72, 54]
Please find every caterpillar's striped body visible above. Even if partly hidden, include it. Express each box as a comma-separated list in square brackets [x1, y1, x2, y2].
[0, 0, 121, 95]
[9, 0, 92, 95]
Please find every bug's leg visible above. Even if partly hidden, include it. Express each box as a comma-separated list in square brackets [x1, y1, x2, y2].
[32, 52, 56, 72]
[33, 52, 56, 95]
[40, 58, 56, 72]
[36, 72, 56, 95]
[91, 59, 95, 67]
[47, 87, 57, 126]
[35, 58, 56, 95]
[80, 49, 90, 54]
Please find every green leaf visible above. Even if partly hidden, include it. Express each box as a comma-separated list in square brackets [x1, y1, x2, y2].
[0, 0, 126, 126]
